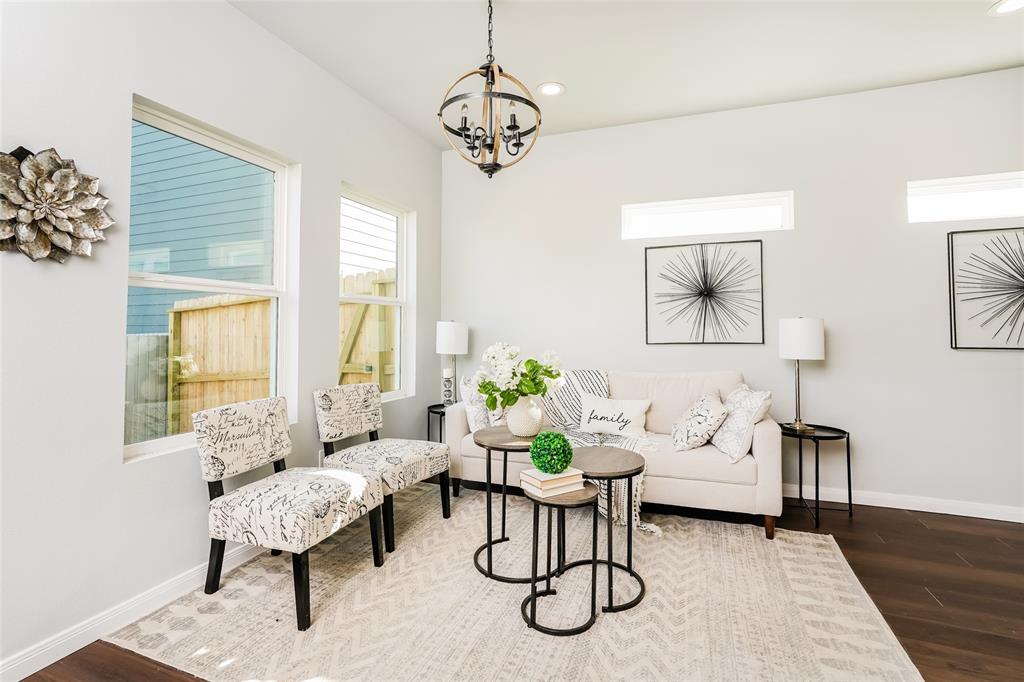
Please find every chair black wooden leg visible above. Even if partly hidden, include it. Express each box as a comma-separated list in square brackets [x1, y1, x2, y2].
[270, 549, 282, 556]
[452, 477, 461, 497]
[383, 495, 396, 553]
[369, 506, 385, 567]
[439, 471, 452, 519]
[204, 539, 225, 594]
[291, 550, 311, 631]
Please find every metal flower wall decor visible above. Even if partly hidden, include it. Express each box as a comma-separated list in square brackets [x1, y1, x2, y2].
[0, 146, 114, 262]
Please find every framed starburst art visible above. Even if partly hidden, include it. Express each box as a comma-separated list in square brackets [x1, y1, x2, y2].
[645, 240, 764, 345]
[948, 227, 1024, 350]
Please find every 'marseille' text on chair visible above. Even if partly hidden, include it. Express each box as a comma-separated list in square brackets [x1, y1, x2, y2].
[194, 396, 385, 631]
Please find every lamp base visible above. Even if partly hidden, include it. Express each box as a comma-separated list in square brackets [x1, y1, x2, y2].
[791, 419, 814, 433]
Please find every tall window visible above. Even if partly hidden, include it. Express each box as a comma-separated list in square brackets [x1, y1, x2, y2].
[125, 104, 287, 457]
[338, 194, 407, 397]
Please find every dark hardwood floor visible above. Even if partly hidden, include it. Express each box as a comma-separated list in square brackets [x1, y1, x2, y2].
[28, 498, 1023, 682]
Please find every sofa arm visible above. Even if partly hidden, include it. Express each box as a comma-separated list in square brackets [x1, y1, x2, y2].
[444, 402, 471, 478]
[751, 417, 782, 517]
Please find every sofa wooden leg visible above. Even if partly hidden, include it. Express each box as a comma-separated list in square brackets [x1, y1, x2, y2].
[205, 539, 225, 594]
[439, 471, 452, 519]
[452, 477, 461, 497]
[270, 549, 282, 556]
[764, 515, 776, 540]
[292, 550, 311, 631]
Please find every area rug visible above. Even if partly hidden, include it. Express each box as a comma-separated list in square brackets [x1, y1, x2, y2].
[107, 484, 921, 681]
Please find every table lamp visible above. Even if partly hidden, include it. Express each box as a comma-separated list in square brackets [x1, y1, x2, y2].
[779, 317, 824, 432]
[436, 321, 469, 406]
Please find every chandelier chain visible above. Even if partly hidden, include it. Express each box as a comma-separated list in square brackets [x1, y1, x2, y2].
[486, 0, 494, 63]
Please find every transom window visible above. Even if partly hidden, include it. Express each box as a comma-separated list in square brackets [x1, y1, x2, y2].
[622, 191, 795, 240]
[124, 103, 288, 458]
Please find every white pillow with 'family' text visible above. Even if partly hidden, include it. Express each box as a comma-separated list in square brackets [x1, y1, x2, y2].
[579, 394, 651, 438]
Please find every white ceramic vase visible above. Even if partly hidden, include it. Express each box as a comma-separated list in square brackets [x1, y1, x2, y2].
[506, 395, 543, 437]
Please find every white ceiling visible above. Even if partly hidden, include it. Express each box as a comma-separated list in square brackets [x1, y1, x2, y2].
[232, 1, 1024, 149]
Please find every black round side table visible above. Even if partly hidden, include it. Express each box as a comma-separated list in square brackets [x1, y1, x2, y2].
[781, 423, 852, 528]
[521, 482, 600, 636]
[426, 403, 446, 443]
[562, 446, 646, 613]
[472, 426, 553, 584]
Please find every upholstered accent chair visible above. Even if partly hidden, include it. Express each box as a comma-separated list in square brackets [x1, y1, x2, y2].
[193, 396, 385, 631]
[313, 383, 452, 553]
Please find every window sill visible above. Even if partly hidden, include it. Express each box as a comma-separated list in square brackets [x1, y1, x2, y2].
[123, 432, 196, 463]
[381, 389, 415, 404]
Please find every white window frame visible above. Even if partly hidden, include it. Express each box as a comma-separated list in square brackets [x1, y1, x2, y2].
[907, 171, 1024, 223]
[622, 190, 795, 240]
[339, 187, 415, 403]
[125, 102, 292, 461]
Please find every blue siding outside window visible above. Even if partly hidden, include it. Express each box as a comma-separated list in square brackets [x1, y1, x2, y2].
[127, 121, 274, 333]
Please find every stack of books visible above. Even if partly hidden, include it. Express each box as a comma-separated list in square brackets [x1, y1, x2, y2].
[520, 467, 584, 498]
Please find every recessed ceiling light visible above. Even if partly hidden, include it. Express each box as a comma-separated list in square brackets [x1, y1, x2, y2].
[990, 0, 1024, 15]
[538, 82, 565, 96]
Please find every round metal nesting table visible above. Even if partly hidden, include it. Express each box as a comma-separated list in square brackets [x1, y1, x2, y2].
[563, 446, 647, 613]
[472, 426, 557, 584]
[520, 482, 600, 636]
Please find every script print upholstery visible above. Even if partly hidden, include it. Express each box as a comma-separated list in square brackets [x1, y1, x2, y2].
[208, 467, 384, 554]
[193, 397, 292, 482]
[314, 383, 385, 442]
[325, 439, 451, 495]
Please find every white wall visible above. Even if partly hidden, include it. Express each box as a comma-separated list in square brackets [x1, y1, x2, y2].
[0, 0, 442, 671]
[442, 69, 1024, 520]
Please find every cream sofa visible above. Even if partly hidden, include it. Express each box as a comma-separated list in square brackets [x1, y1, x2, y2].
[444, 370, 782, 538]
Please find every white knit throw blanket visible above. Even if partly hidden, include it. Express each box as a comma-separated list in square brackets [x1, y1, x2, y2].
[559, 428, 661, 535]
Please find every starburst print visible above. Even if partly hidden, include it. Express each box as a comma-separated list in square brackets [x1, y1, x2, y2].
[654, 243, 762, 342]
[956, 230, 1024, 346]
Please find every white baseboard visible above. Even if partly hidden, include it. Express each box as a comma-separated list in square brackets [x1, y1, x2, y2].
[783, 483, 1024, 523]
[0, 544, 263, 681]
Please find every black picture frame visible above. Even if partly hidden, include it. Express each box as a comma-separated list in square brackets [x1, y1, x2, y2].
[948, 226, 1024, 351]
[644, 239, 765, 345]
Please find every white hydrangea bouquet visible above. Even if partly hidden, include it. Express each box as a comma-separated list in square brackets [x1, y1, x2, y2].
[473, 342, 562, 436]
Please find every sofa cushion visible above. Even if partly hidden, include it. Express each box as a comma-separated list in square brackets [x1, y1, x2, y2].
[642, 434, 757, 486]
[608, 371, 743, 434]
[460, 432, 755, 487]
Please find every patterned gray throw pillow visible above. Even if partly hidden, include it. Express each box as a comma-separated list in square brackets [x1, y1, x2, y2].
[672, 393, 728, 451]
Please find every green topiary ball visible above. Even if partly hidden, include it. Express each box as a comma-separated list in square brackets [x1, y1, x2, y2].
[530, 431, 574, 474]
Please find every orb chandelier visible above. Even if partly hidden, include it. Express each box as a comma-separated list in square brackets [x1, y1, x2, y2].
[438, 0, 541, 178]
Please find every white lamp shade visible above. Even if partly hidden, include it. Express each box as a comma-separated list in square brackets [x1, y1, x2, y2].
[436, 321, 469, 355]
[779, 318, 825, 360]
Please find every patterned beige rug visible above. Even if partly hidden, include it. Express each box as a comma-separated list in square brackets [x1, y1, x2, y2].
[107, 484, 921, 681]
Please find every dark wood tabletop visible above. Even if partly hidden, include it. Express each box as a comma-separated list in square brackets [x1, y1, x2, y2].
[523, 481, 600, 508]
[472, 425, 536, 451]
[572, 446, 646, 479]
